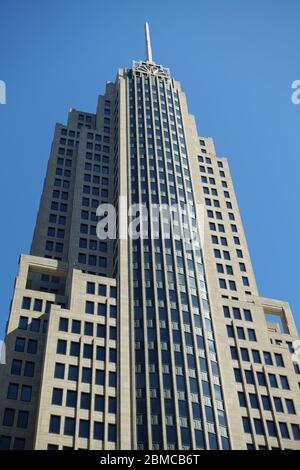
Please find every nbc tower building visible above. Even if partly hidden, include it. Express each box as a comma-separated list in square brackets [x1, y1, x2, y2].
[0, 24, 299, 450]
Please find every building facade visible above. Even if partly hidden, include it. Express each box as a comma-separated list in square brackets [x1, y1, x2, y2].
[0, 24, 299, 450]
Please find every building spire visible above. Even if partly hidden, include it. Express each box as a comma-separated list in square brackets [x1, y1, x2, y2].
[144, 22, 153, 63]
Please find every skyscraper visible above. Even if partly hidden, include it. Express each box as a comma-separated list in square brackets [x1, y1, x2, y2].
[0, 23, 299, 450]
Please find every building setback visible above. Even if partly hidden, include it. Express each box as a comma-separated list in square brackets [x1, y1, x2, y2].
[0, 24, 299, 450]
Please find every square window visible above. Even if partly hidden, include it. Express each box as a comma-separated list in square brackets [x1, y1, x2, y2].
[80, 392, 91, 410]
[54, 362, 65, 379]
[94, 422, 104, 441]
[27, 339, 38, 354]
[59, 318, 69, 332]
[72, 320, 81, 334]
[33, 299, 43, 312]
[18, 316, 28, 330]
[85, 301, 94, 315]
[108, 424, 116, 442]
[84, 322, 93, 336]
[11, 359, 22, 376]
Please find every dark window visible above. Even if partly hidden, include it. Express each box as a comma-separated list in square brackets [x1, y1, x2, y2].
[108, 424, 116, 442]
[52, 388, 63, 406]
[245, 370, 254, 385]
[79, 420, 89, 438]
[238, 392, 246, 407]
[275, 353, 284, 367]
[261, 395, 271, 411]
[0, 435, 11, 450]
[80, 392, 91, 410]
[11, 359, 22, 375]
[249, 394, 259, 409]
[94, 394, 104, 412]
[108, 397, 116, 414]
[279, 422, 289, 439]
[242, 417, 251, 434]
[57, 339, 67, 355]
[82, 367, 92, 383]
[274, 397, 284, 412]
[64, 417, 75, 436]
[72, 320, 81, 334]
[267, 421, 277, 437]
[66, 390, 77, 408]
[85, 301, 94, 314]
[268, 374, 278, 388]
[15, 337, 25, 352]
[68, 365, 78, 381]
[280, 375, 289, 390]
[83, 344, 93, 359]
[70, 342, 80, 357]
[24, 361, 35, 377]
[22, 297, 31, 310]
[252, 350, 261, 364]
[254, 418, 264, 436]
[285, 399, 296, 414]
[17, 410, 28, 429]
[84, 322, 93, 336]
[27, 339, 38, 354]
[263, 351, 273, 365]
[13, 438, 25, 450]
[54, 362, 65, 379]
[33, 299, 43, 312]
[87, 282, 95, 294]
[98, 284, 107, 296]
[292, 424, 300, 440]
[3, 408, 15, 426]
[7, 383, 18, 400]
[234, 369, 242, 383]
[59, 318, 68, 332]
[18, 316, 28, 330]
[20, 385, 32, 402]
[49, 415, 61, 434]
[94, 422, 104, 441]
[256, 372, 266, 386]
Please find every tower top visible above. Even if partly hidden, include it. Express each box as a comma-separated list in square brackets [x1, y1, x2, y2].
[144, 22, 153, 62]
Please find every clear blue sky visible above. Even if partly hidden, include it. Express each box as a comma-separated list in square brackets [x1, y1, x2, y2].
[0, 0, 299, 338]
